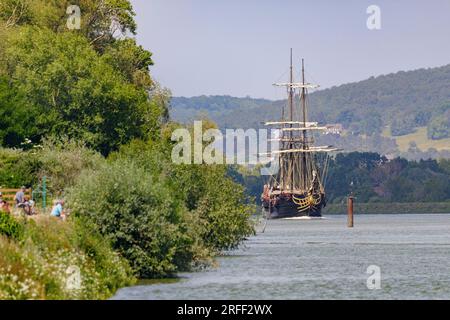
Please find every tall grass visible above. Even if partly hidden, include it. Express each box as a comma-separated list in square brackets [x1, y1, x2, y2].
[0, 212, 134, 300]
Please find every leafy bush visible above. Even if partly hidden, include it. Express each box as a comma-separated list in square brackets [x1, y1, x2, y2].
[35, 138, 104, 195]
[173, 164, 256, 252]
[0, 148, 39, 188]
[0, 212, 24, 240]
[0, 139, 103, 195]
[67, 159, 206, 278]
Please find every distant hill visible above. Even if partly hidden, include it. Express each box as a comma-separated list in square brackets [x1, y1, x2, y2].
[171, 64, 450, 134]
[170, 64, 450, 158]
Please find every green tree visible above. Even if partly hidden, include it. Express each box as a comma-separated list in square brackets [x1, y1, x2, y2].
[102, 38, 154, 90]
[0, 77, 39, 147]
[3, 27, 162, 154]
[0, 0, 136, 51]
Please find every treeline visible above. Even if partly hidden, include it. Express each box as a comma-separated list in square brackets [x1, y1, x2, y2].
[0, 0, 254, 299]
[231, 152, 450, 208]
[326, 152, 450, 204]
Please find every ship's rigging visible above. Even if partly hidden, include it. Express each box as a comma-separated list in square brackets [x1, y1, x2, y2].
[261, 49, 340, 218]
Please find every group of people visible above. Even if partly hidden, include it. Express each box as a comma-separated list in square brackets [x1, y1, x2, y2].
[0, 187, 35, 215]
[15, 186, 36, 215]
[0, 187, 65, 219]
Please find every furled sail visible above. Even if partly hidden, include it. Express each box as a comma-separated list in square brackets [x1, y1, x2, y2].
[280, 127, 328, 132]
[261, 49, 341, 219]
[259, 146, 341, 155]
[273, 82, 320, 89]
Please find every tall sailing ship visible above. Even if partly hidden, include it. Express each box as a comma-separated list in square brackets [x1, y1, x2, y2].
[261, 50, 339, 219]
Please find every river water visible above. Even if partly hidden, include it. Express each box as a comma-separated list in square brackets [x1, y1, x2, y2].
[113, 214, 450, 300]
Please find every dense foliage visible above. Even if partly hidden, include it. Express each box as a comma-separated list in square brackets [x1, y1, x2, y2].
[0, 148, 38, 188]
[0, 77, 37, 147]
[0, 139, 103, 196]
[1, 137, 255, 282]
[1, 27, 160, 155]
[0, 0, 137, 52]
[0, 1, 165, 155]
[162, 162, 255, 252]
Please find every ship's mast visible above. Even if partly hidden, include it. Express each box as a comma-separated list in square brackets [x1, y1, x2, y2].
[288, 49, 294, 191]
[266, 51, 338, 194]
[289, 49, 294, 123]
[301, 59, 307, 135]
[301, 58, 308, 189]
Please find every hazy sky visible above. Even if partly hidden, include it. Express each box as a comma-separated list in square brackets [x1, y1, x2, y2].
[130, 0, 450, 99]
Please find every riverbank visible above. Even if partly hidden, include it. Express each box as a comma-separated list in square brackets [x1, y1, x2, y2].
[0, 212, 135, 299]
[323, 202, 450, 214]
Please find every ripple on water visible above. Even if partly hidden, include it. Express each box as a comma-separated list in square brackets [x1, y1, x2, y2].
[113, 214, 450, 300]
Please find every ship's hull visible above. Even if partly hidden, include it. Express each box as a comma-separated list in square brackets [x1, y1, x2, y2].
[262, 193, 325, 219]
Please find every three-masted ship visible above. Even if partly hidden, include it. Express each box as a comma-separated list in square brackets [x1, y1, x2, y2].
[261, 50, 339, 219]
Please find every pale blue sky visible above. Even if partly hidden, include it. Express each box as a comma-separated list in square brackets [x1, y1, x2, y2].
[130, 0, 450, 99]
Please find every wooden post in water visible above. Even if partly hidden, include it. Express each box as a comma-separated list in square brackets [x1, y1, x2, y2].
[347, 195, 354, 228]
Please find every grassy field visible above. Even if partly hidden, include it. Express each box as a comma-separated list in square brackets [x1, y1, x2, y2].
[382, 126, 450, 152]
